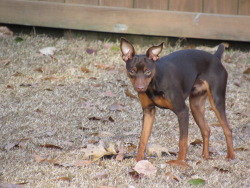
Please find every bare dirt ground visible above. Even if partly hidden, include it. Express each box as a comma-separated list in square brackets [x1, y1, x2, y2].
[0, 31, 250, 188]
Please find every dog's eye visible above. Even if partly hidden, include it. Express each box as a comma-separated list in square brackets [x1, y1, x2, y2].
[129, 70, 136, 76]
[144, 70, 151, 76]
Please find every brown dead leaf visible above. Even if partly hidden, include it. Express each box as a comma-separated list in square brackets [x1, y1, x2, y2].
[34, 154, 46, 163]
[116, 142, 124, 161]
[165, 172, 180, 182]
[128, 169, 143, 180]
[80, 67, 92, 73]
[190, 139, 203, 146]
[13, 72, 24, 77]
[125, 89, 137, 99]
[75, 160, 93, 167]
[39, 144, 62, 150]
[125, 142, 137, 153]
[134, 160, 157, 176]
[213, 167, 230, 173]
[94, 64, 115, 70]
[34, 67, 43, 73]
[7, 85, 14, 89]
[42, 76, 65, 81]
[234, 147, 249, 151]
[243, 68, 250, 74]
[88, 116, 114, 123]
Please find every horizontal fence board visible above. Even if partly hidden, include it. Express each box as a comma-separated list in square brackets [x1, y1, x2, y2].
[0, 0, 250, 41]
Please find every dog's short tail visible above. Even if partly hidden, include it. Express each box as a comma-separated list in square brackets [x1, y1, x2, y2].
[214, 43, 225, 60]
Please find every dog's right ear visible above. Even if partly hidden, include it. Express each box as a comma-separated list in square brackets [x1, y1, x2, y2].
[120, 38, 135, 61]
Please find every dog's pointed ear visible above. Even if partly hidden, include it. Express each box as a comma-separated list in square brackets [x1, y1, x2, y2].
[146, 42, 164, 61]
[120, 38, 135, 61]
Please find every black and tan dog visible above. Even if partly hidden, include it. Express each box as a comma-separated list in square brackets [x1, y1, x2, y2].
[120, 38, 235, 167]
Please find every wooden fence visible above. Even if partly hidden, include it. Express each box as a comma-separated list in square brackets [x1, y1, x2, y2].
[0, 0, 250, 41]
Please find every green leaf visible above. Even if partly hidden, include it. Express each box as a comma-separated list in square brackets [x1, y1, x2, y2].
[111, 45, 119, 51]
[188, 178, 206, 186]
[15, 37, 24, 42]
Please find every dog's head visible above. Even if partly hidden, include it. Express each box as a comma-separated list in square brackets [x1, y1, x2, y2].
[120, 38, 164, 93]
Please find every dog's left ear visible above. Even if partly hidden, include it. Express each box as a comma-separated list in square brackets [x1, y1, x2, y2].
[146, 42, 164, 61]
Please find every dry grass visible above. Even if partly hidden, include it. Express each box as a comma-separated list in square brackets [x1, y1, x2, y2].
[0, 33, 250, 188]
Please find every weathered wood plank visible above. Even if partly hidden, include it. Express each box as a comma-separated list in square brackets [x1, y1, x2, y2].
[169, 0, 202, 12]
[100, 0, 133, 8]
[0, 0, 250, 41]
[238, 0, 250, 15]
[204, 0, 238, 15]
[65, 0, 99, 5]
[134, 0, 169, 10]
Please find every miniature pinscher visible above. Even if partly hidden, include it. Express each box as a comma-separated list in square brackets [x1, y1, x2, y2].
[120, 38, 235, 167]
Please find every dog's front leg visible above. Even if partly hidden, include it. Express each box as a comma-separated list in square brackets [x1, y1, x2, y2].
[136, 106, 156, 161]
[136, 93, 155, 161]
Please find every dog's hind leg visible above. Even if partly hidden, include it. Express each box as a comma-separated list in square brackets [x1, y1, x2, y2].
[189, 80, 210, 159]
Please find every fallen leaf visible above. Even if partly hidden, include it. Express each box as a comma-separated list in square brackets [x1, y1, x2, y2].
[116, 142, 124, 161]
[94, 64, 115, 70]
[134, 160, 157, 176]
[80, 67, 92, 73]
[109, 103, 124, 111]
[147, 144, 170, 158]
[166, 160, 189, 168]
[75, 160, 93, 167]
[88, 116, 114, 123]
[42, 76, 65, 81]
[7, 85, 14, 89]
[188, 178, 206, 185]
[125, 142, 137, 153]
[0, 26, 13, 37]
[234, 147, 249, 151]
[243, 68, 250, 74]
[34, 154, 46, 163]
[165, 172, 180, 182]
[190, 139, 203, 146]
[34, 67, 43, 73]
[213, 167, 230, 173]
[39, 47, 56, 56]
[125, 89, 137, 99]
[39, 144, 62, 150]
[86, 48, 97, 55]
[15, 37, 24, 43]
[128, 169, 143, 180]
[12, 72, 24, 77]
